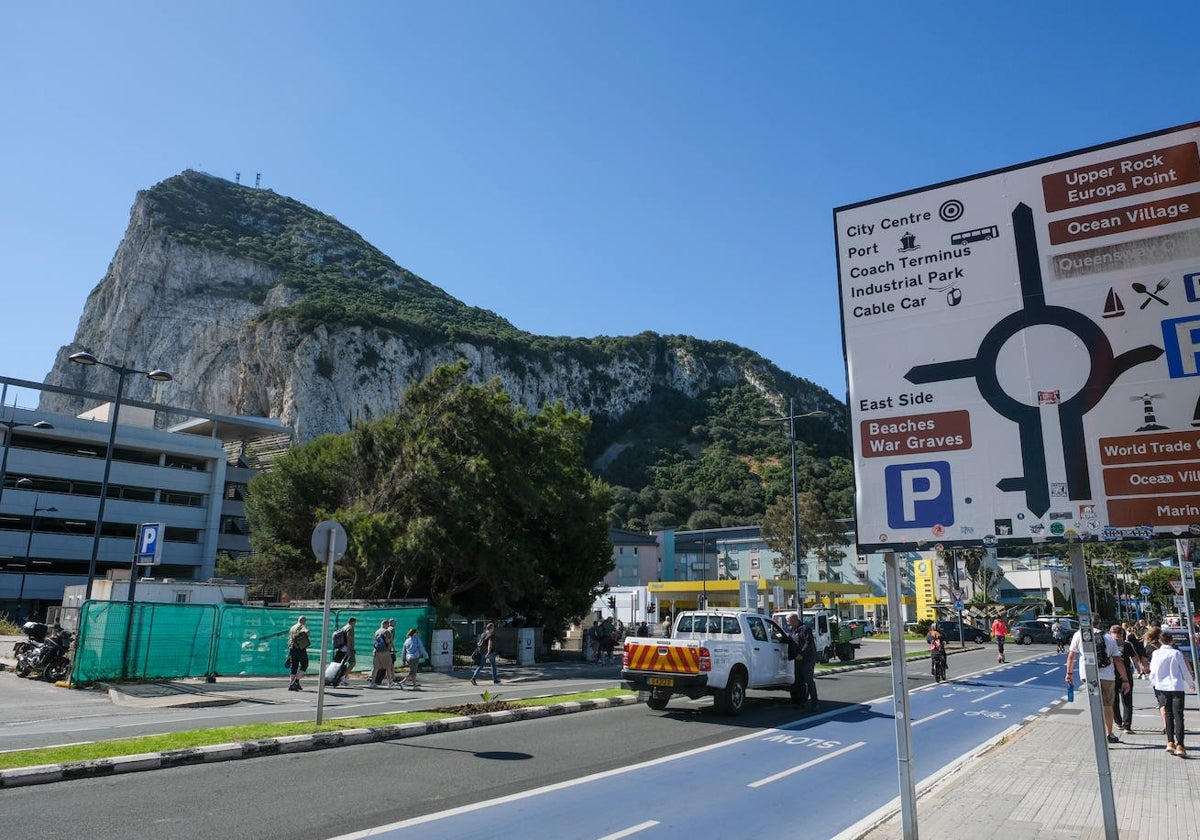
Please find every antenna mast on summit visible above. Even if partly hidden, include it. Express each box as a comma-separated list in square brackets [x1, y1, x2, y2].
[255, 172, 261, 189]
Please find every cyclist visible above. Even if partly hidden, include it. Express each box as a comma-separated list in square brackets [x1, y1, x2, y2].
[928, 628, 948, 681]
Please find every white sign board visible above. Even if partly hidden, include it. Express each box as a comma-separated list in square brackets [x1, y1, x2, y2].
[1182, 559, 1195, 586]
[836, 123, 1200, 552]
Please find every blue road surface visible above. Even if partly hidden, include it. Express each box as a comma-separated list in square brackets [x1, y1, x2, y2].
[334, 655, 1068, 840]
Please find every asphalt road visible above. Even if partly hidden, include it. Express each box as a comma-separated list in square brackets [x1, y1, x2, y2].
[0, 643, 1047, 840]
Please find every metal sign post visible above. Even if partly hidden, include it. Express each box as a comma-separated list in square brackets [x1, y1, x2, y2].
[1068, 543, 1118, 840]
[884, 551, 918, 839]
[311, 520, 347, 725]
[1176, 541, 1200, 695]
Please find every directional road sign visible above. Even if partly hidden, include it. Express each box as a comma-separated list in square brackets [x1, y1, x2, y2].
[837, 122, 1200, 552]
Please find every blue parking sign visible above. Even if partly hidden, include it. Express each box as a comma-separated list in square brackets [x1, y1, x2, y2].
[136, 522, 163, 565]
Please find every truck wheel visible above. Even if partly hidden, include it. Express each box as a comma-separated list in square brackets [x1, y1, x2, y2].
[716, 672, 747, 716]
[647, 692, 671, 711]
[819, 647, 831, 664]
[836, 642, 855, 661]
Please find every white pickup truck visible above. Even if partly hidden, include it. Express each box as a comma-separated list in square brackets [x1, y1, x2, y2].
[620, 608, 800, 715]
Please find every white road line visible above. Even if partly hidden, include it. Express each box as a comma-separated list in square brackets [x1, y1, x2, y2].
[597, 821, 659, 839]
[1043, 666, 1060, 675]
[913, 708, 954, 726]
[746, 741, 867, 788]
[972, 689, 1003, 703]
[328, 722, 777, 837]
[1014, 676, 1038, 686]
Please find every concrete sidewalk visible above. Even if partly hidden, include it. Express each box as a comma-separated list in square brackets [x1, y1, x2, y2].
[853, 677, 1200, 840]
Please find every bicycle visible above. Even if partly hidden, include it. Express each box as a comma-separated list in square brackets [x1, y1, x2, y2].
[931, 650, 947, 682]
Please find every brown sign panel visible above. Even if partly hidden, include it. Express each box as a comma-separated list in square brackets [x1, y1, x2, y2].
[1098, 430, 1200, 466]
[1108, 495, 1200, 527]
[1102, 462, 1200, 496]
[859, 410, 972, 458]
[1042, 142, 1200, 213]
[1048, 192, 1200, 246]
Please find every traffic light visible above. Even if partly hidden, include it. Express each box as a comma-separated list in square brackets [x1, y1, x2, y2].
[647, 603, 656, 615]
[607, 595, 617, 612]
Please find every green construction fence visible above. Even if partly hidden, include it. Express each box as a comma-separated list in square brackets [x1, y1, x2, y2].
[69, 600, 436, 683]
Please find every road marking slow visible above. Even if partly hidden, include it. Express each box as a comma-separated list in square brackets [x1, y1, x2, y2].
[746, 741, 866, 788]
[597, 821, 659, 839]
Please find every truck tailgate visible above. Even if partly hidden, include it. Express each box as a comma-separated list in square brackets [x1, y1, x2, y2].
[624, 640, 702, 674]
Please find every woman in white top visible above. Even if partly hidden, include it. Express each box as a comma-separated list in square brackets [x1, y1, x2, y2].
[1149, 630, 1196, 758]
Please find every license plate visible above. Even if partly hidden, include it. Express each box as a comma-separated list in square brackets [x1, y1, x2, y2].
[648, 677, 674, 687]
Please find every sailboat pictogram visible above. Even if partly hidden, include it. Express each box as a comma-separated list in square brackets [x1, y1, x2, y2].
[1102, 287, 1125, 318]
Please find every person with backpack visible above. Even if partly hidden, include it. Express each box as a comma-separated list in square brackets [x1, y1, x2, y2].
[470, 622, 498, 686]
[286, 616, 310, 692]
[1051, 618, 1066, 654]
[1150, 630, 1195, 758]
[1066, 623, 1131, 743]
[368, 619, 395, 689]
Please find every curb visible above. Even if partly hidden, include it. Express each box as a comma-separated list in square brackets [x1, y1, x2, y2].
[0, 695, 641, 789]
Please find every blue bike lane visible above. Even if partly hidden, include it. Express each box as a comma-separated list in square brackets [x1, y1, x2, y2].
[338, 654, 1068, 840]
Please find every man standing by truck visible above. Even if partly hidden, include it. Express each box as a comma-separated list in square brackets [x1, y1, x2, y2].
[786, 613, 819, 711]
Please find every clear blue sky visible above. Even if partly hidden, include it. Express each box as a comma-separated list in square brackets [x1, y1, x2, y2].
[2, 2, 1197, 411]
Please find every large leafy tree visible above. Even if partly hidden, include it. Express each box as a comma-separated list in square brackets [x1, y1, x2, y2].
[244, 362, 614, 633]
[761, 491, 848, 578]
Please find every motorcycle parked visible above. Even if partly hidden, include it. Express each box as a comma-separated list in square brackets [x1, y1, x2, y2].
[15, 624, 74, 681]
[13, 620, 50, 658]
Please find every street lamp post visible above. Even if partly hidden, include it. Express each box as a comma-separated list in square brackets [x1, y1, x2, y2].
[0, 413, 53, 506]
[69, 352, 173, 600]
[761, 400, 828, 622]
[16, 485, 57, 620]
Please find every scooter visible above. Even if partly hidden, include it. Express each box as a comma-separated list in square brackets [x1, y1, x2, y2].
[15, 625, 74, 681]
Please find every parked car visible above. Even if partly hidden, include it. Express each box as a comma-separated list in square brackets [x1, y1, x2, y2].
[930, 620, 989, 643]
[1011, 618, 1078, 644]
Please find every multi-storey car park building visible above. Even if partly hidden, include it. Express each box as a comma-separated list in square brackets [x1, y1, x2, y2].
[0, 376, 289, 620]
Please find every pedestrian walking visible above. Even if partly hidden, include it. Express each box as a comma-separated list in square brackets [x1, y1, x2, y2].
[991, 616, 1009, 663]
[785, 612, 819, 710]
[401, 628, 429, 689]
[1143, 626, 1168, 733]
[1111, 625, 1136, 733]
[368, 619, 394, 688]
[1150, 630, 1196, 758]
[1066, 624, 1131, 743]
[1052, 618, 1066, 654]
[286, 616, 310, 691]
[333, 617, 357, 686]
[471, 622, 499, 685]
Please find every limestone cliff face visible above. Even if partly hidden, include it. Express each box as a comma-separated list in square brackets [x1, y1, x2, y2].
[39, 171, 840, 445]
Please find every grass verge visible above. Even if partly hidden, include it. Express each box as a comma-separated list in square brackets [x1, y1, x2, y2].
[0, 688, 632, 771]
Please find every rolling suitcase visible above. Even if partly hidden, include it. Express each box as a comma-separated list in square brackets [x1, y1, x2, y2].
[324, 659, 347, 686]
